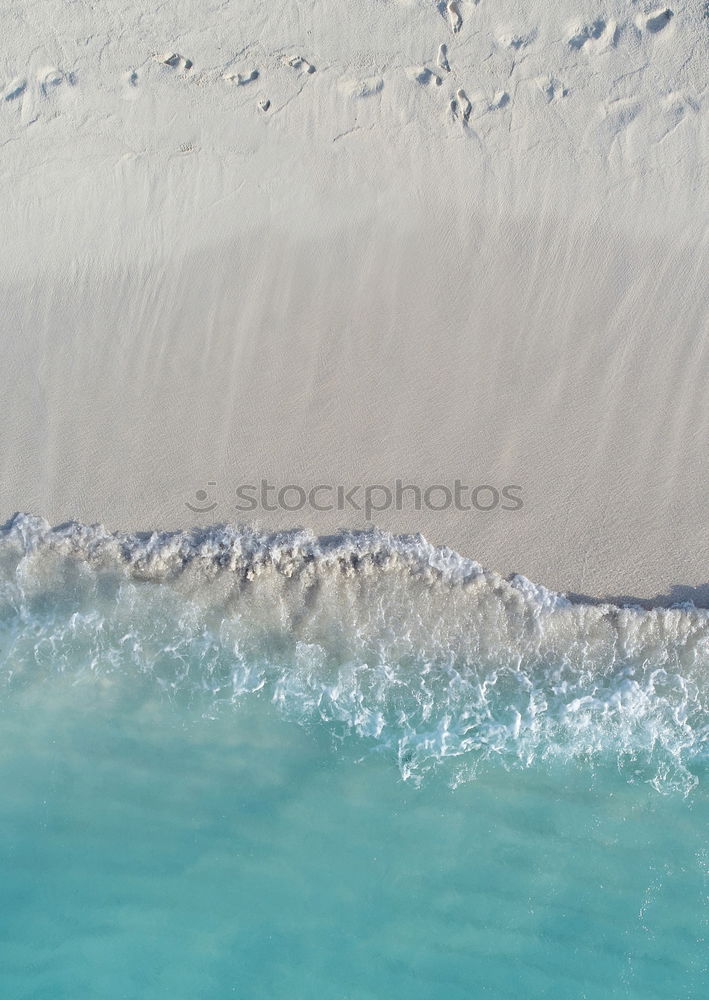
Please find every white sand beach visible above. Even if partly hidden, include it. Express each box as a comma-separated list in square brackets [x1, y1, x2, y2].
[1, 0, 708, 602]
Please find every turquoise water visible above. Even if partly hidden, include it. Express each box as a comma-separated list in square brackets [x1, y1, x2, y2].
[1, 518, 708, 997]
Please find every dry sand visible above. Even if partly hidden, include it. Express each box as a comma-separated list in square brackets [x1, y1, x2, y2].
[1, 0, 708, 602]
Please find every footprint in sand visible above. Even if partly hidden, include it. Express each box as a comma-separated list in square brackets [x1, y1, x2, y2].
[536, 76, 569, 103]
[3, 77, 27, 101]
[650, 91, 699, 142]
[407, 66, 442, 87]
[37, 67, 77, 105]
[38, 67, 63, 94]
[3, 66, 76, 123]
[601, 97, 642, 133]
[568, 19, 618, 51]
[455, 88, 472, 122]
[446, 1, 463, 34]
[160, 52, 193, 71]
[284, 55, 316, 75]
[496, 29, 537, 51]
[121, 69, 140, 100]
[638, 8, 674, 33]
[449, 88, 509, 123]
[438, 44, 450, 72]
[223, 69, 259, 85]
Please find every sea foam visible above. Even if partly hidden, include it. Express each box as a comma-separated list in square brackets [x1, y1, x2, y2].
[1, 514, 708, 791]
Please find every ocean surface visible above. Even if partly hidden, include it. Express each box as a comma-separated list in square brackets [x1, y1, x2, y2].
[1, 515, 708, 998]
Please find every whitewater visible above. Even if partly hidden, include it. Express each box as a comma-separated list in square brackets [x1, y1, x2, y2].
[3, 516, 708, 998]
[2, 1, 708, 994]
[3, 514, 708, 794]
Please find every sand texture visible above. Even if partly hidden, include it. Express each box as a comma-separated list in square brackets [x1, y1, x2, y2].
[1, 0, 708, 602]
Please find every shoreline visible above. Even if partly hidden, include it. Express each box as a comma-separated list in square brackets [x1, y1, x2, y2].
[2, 2, 707, 604]
[2, 213, 708, 604]
[4, 512, 709, 612]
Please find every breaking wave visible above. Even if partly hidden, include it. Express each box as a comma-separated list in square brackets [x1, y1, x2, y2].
[1, 514, 708, 792]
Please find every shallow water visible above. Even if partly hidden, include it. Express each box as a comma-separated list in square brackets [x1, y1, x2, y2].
[1, 517, 708, 997]
[1, 679, 707, 999]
